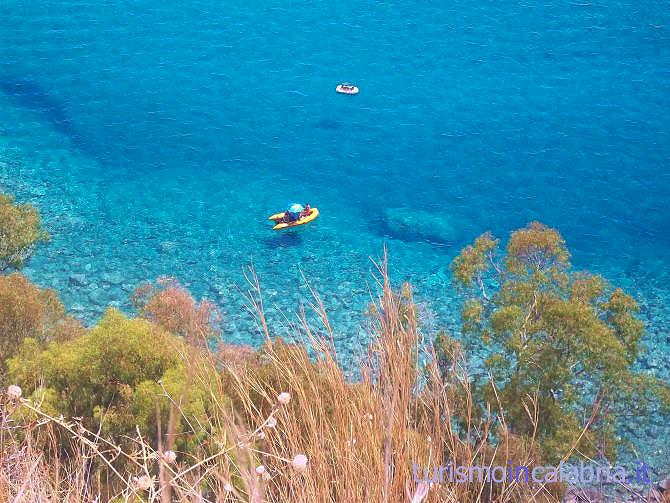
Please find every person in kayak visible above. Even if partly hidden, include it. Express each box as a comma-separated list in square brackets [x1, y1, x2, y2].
[300, 203, 311, 218]
[282, 203, 304, 223]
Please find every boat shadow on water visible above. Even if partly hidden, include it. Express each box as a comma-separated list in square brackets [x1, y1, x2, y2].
[263, 231, 303, 249]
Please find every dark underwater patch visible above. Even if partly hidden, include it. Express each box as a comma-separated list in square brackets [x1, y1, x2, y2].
[367, 207, 475, 248]
[315, 118, 341, 130]
[0, 76, 81, 145]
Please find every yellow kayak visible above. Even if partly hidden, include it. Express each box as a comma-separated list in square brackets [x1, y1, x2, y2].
[268, 208, 319, 230]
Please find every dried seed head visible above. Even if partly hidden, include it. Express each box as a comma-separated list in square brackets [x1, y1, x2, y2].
[277, 392, 291, 405]
[291, 454, 308, 473]
[135, 475, 153, 491]
[7, 385, 22, 400]
[163, 450, 177, 464]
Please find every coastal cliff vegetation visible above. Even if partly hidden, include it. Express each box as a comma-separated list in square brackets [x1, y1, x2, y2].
[1, 192, 669, 502]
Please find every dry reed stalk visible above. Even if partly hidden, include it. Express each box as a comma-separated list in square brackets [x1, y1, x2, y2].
[1, 254, 630, 502]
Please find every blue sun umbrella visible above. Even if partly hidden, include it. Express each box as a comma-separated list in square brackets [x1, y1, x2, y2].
[287, 203, 304, 218]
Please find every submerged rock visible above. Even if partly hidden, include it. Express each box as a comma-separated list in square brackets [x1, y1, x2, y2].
[101, 271, 123, 285]
[158, 241, 176, 254]
[68, 273, 88, 287]
[29, 186, 47, 198]
[383, 207, 465, 245]
[87, 287, 106, 307]
[70, 302, 86, 313]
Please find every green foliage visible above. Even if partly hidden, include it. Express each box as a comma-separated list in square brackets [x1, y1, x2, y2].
[444, 221, 670, 462]
[7, 308, 214, 452]
[451, 232, 499, 290]
[0, 193, 48, 272]
[0, 273, 83, 384]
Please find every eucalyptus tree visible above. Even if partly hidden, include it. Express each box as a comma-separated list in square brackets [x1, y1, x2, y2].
[444, 222, 669, 461]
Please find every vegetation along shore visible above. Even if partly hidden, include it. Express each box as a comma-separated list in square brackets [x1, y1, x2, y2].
[1, 192, 669, 502]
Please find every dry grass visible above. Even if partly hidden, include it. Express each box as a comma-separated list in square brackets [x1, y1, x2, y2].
[0, 256, 661, 502]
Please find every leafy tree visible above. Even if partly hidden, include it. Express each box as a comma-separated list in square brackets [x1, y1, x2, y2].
[0, 193, 48, 271]
[7, 308, 214, 452]
[445, 221, 670, 461]
[0, 273, 83, 383]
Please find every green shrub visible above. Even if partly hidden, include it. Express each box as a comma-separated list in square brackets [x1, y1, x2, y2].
[8, 308, 215, 452]
[0, 193, 48, 272]
[0, 273, 82, 383]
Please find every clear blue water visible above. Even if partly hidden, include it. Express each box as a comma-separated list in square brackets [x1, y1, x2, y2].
[1, 0, 669, 469]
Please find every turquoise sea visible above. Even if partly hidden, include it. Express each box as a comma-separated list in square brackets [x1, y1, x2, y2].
[1, 0, 668, 471]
